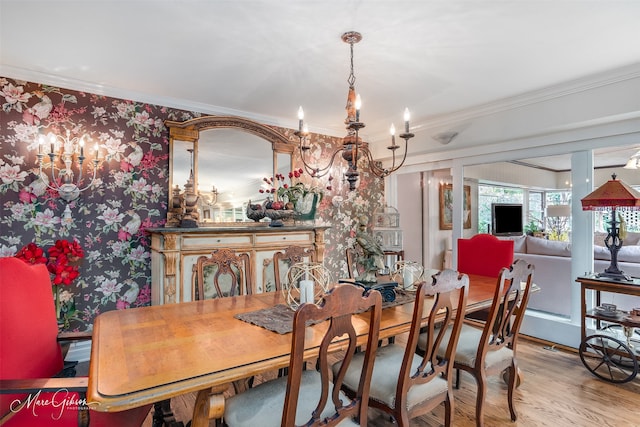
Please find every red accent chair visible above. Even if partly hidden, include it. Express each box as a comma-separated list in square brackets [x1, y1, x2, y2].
[457, 234, 514, 278]
[0, 256, 151, 427]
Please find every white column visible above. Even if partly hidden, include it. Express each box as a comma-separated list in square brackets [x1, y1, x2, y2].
[570, 150, 594, 324]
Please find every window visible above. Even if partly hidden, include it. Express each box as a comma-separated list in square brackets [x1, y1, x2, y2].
[528, 191, 544, 233]
[545, 191, 571, 240]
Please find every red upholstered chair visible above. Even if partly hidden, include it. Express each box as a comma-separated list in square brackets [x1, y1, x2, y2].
[0, 256, 151, 427]
[457, 234, 514, 278]
[457, 234, 514, 323]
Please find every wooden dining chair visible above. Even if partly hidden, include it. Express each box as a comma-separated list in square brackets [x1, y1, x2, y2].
[420, 259, 534, 427]
[0, 257, 152, 427]
[345, 245, 365, 279]
[335, 269, 469, 427]
[273, 245, 315, 291]
[223, 283, 383, 427]
[193, 248, 253, 300]
[191, 248, 255, 394]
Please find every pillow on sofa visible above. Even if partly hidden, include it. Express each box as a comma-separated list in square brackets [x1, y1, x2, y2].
[594, 232, 608, 247]
[594, 245, 611, 260]
[618, 245, 640, 263]
[526, 236, 571, 257]
[498, 235, 526, 253]
[624, 231, 640, 245]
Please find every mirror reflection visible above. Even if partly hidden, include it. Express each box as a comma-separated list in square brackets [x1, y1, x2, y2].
[173, 129, 274, 223]
[167, 116, 294, 225]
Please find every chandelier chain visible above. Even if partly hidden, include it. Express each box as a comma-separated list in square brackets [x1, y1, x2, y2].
[348, 41, 356, 88]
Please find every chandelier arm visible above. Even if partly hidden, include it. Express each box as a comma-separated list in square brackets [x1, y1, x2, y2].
[74, 163, 99, 193]
[384, 137, 410, 175]
[359, 137, 409, 178]
[299, 142, 345, 177]
[359, 147, 388, 178]
[45, 154, 63, 191]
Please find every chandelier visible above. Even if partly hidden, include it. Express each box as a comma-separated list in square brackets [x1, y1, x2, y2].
[295, 31, 414, 191]
[37, 129, 103, 207]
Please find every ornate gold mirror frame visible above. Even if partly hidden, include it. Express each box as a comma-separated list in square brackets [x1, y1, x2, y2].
[165, 116, 294, 226]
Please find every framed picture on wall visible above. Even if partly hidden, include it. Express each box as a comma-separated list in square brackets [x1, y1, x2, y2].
[439, 184, 472, 230]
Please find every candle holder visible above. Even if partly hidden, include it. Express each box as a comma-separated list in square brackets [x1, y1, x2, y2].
[36, 129, 103, 205]
[282, 262, 332, 310]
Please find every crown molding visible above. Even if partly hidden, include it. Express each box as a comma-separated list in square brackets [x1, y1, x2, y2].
[0, 65, 301, 131]
[414, 62, 640, 134]
[4, 62, 640, 142]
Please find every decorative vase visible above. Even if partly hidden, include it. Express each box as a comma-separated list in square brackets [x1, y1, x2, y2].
[295, 193, 319, 222]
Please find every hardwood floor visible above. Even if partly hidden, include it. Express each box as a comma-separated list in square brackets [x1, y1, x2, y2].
[142, 336, 640, 426]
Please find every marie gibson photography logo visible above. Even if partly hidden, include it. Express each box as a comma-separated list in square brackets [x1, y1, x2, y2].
[10, 388, 98, 420]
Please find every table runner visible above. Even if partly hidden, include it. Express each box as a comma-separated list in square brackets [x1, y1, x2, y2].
[235, 289, 415, 334]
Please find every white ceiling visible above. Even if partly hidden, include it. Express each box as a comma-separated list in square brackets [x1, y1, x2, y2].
[2, 0, 640, 170]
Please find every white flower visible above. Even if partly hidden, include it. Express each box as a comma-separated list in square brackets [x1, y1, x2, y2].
[109, 240, 128, 257]
[92, 106, 106, 118]
[127, 246, 149, 263]
[96, 278, 123, 297]
[58, 290, 74, 303]
[0, 164, 27, 185]
[97, 207, 124, 226]
[10, 203, 29, 219]
[103, 136, 126, 161]
[4, 155, 24, 165]
[129, 177, 151, 195]
[33, 209, 60, 228]
[0, 245, 17, 257]
[1, 83, 32, 109]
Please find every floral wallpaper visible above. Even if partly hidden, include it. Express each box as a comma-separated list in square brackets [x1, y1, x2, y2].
[0, 76, 384, 332]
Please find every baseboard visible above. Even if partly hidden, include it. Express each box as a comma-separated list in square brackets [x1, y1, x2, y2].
[521, 309, 582, 349]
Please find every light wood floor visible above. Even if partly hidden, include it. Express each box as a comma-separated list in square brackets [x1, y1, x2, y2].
[142, 336, 640, 426]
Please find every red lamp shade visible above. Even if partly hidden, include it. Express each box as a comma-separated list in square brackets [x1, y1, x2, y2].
[580, 173, 640, 281]
[581, 174, 640, 211]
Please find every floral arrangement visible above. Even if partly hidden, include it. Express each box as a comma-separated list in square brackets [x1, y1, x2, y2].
[15, 239, 84, 329]
[259, 168, 331, 210]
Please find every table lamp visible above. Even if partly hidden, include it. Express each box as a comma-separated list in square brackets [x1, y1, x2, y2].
[581, 173, 640, 281]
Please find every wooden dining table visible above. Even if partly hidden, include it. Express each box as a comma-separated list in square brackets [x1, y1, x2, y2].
[87, 271, 501, 426]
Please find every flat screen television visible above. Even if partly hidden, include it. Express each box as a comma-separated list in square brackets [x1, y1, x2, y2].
[491, 203, 523, 236]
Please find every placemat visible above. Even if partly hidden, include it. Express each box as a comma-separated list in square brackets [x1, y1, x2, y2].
[235, 289, 416, 334]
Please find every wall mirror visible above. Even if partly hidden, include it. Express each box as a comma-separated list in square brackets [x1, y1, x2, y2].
[165, 116, 294, 225]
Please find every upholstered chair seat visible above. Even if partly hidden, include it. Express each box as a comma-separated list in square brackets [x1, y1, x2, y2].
[418, 324, 514, 370]
[338, 344, 448, 412]
[224, 370, 358, 427]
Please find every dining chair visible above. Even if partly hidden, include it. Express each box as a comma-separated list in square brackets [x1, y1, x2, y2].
[192, 248, 255, 393]
[457, 233, 514, 323]
[419, 259, 534, 427]
[345, 245, 365, 279]
[457, 233, 514, 278]
[334, 269, 469, 427]
[193, 248, 253, 300]
[273, 245, 315, 291]
[0, 256, 151, 427]
[223, 283, 383, 427]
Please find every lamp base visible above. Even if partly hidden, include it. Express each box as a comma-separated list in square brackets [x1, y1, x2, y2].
[597, 271, 633, 282]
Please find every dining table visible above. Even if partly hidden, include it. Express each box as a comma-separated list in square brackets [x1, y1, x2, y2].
[87, 271, 503, 426]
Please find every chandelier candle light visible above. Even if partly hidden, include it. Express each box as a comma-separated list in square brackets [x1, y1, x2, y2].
[295, 31, 414, 191]
[37, 129, 103, 214]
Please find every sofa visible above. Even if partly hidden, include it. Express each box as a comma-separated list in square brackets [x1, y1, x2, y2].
[501, 234, 640, 317]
